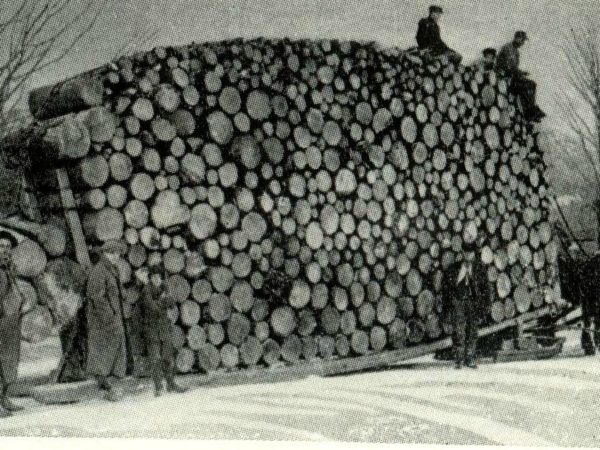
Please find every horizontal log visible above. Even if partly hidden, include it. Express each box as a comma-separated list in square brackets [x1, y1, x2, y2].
[0, 114, 90, 169]
[28, 68, 106, 120]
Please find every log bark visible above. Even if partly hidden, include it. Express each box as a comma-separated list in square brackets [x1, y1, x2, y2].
[29, 69, 105, 120]
[1, 115, 90, 169]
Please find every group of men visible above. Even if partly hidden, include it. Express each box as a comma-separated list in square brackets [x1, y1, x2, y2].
[0, 236, 188, 417]
[416, 5, 545, 122]
[84, 239, 188, 402]
[0, 6, 550, 415]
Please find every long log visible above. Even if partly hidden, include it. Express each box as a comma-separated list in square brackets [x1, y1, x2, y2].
[0, 115, 90, 169]
[0, 217, 66, 257]
[28, 69, 105, 120]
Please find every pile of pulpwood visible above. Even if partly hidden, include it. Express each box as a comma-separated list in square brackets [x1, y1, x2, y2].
[0, 37, 560, 373]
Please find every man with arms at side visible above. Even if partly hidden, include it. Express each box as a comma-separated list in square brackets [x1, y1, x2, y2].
[86, 240, 129, 401]
[443, 229, 491, 369]
[139, 265, 188, 397]
[0, 231, 23, 417]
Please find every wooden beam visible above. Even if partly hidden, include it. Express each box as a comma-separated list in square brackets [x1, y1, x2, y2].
[32, 305, 558, 405]
[29, 69, 105, 121]
[55, 168, 91, 267]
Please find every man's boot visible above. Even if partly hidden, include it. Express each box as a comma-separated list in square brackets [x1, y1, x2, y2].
[0, 404, 11, 418]
[1, 387, 23, 412]
[465, 360, 478, 369]
[166, 370, 188, 394]
[582, 330, 596, 356]
[152, 367, 164, 398]
[97, 376, 123, 402]
[105, 387, 124, 402]
[96, 375, 110, 391]
[0, 384, 12, 418]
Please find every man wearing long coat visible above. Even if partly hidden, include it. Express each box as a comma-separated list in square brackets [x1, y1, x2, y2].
[86, 240, 128, 400]
[0, 231, 23, 417]
[442, 239, 491, 369]
[139, 265, 187, 397]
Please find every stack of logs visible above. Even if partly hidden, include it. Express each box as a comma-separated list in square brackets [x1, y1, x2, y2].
[1, 38, 560, 373]
[0, 220, 85, 344]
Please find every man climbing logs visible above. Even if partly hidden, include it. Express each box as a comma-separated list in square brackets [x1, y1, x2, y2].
[416, 5, 462, 64]
[496, 31, 545, 122]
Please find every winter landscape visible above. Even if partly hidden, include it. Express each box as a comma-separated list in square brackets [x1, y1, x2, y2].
[0, 1, 600, 449]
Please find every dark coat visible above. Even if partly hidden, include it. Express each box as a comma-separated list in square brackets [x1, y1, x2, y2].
[140, 283, 176, 344]
[577, 254, 600, 321]
[496, 42, 521, 76]
[85, 256, 127, 378]
[416, 17, 449, 53]
[0, 267, 21, 384]
[442, 258, 491, 322]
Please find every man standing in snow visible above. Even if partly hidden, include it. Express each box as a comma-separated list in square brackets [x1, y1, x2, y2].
[0, 231, 24, 417]
[496, 31, 545, 122]
[415, 5, 462, 64]
[442, 231, 491, 369]
[86, 240, 129, 401]
[139, 265, 188, 397]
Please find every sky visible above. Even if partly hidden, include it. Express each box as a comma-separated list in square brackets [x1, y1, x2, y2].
[33, 0, 600, 132]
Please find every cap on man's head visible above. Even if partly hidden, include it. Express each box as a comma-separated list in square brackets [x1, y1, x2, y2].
[514, 31, 528, 40]
[483, 47, 497, 57]
[148, 264, 166, 277]
[429, 5, 443, 14]
[0, 230, 18, 249]
[97, 239, 127, 255]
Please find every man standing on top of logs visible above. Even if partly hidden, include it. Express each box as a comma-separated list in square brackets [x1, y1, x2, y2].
[496, 31, 545, 122]
[139, 265, 188, 397]
[86, 240, 129, 402]
[416, 5, 462, 64]
[442, 228, 491, 369]
[0, 231, 24, 417]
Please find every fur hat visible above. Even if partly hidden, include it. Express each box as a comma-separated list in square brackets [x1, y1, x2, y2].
[483, 47, 497, 57]
[0, 230, 18, 249]
[514, 31, 528, 41]
[148, 264, 166, 277]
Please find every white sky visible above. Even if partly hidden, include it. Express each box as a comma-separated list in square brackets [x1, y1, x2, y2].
[29, 0, 600, 131]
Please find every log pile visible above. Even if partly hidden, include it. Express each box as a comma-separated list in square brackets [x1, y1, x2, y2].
[0, 224, 85, 344]
[3, 38, 560, 373]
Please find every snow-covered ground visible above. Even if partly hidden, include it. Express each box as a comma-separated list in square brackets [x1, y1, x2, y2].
[1, 329, 599, 446]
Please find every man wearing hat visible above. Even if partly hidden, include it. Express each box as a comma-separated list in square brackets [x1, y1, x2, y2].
[139, 265, 188, 397]
[86, 239, 129, 401]
[475, 48, 497, 72]
[442, 228, 491, 369]
[496, 31, 545, 122]
[416, 5, 462, 64]
[0, 231, 24, 417]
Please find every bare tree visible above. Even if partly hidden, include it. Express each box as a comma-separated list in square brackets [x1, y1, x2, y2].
[0, 0, 157, 215]
[0, 0, 157, 136]
[558, 20, 600, 248]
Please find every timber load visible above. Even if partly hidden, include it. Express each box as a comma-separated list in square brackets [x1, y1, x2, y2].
[0, 38, 561, 374]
